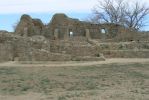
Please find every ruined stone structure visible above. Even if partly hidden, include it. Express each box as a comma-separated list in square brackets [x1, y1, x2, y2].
[0, 32, 74, 61]
[15, 13, 136, 41]
[15, 14, 45, 37]
[0, 13, 148, 62]
[47, 13, 133, 40]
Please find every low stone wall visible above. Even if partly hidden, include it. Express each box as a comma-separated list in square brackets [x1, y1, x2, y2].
[1, 32, 148, 61]
[0, 32, 52, 61]
[102, 50, 149, 58]
[90, 40, 149, 50]
[0, 33, 104, 61]
[0, 33, 14, 61]
[50, 40, 100, 57]
[18, 50, 72, 61]
[0, 43, 13, 61]
[13, 36, 51, 61]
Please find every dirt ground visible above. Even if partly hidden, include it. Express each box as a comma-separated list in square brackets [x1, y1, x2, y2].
[0, 58, 149, 100]
[0, 58, 149, 67]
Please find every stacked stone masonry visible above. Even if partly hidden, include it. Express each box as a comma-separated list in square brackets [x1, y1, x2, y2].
[0, 13, 149, 61]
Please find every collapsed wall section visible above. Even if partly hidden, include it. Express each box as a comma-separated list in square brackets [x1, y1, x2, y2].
[14, 13, 139, 42]
[15, 14, 45, 37]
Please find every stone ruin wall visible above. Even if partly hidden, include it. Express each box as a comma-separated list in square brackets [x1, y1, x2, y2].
[14, 13, 139, 41]
[47, 14, 120, 40]
[0, 32, 104, 61]
[46, 13, 139, 41]
[49, 38, 100, 57]
[0, 13, 148, 62]
[0, 32, 50, 61]
[0, 32, 75, 61]
[15, 14, 45, 37]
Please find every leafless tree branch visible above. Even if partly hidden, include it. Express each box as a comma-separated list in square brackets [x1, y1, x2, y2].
[89, 0, 149, 30]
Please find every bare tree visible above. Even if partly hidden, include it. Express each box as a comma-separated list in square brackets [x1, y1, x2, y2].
[91, 0, 149, 30]
[125, 2, 149, 30]
[86, 14, 102, 24]
[92, 0, 126, 24]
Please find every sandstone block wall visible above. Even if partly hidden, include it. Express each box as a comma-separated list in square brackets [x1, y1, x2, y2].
[15, 14, 45, 37]
[0, 43, 13, 61]
[0, 13, 148, 61]
[15, 13, 138, 41]
[50, 37, 100, 57]
[0, 32, 14, 61]
[0, 32, 52, 61]
[0, 32, 103, 61]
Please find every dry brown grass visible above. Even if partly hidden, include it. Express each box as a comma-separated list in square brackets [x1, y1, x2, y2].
[0, 62, 149, 100]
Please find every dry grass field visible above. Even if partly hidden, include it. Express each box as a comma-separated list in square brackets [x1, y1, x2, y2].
[0, 60, 149, 100]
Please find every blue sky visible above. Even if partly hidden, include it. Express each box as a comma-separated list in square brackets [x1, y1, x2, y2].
[0, 13, 90, 32]
[0, 0, 149, 32]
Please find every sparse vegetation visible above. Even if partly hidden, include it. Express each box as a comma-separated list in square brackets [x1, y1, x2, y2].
[0, 63, 149, 99]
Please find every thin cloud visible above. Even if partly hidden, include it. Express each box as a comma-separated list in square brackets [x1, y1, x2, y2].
[0, 0, 98, 14]
[0, 0, 148, 14]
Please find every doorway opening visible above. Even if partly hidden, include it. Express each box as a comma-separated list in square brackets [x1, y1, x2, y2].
[69, 31, 74, 37]
[101, 28, 106, 34]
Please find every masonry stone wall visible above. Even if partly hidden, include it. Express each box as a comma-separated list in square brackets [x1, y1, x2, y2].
[0, 32, 105, 61]
[0, 43, 13, 61]
[0, 13, 148, 62]
[49, 37, 100, 57]
[14, 13, 139, 41]
[0, 32, 52, 61]
[15, 14, 45, 37]
[47, 13, 137, 40]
